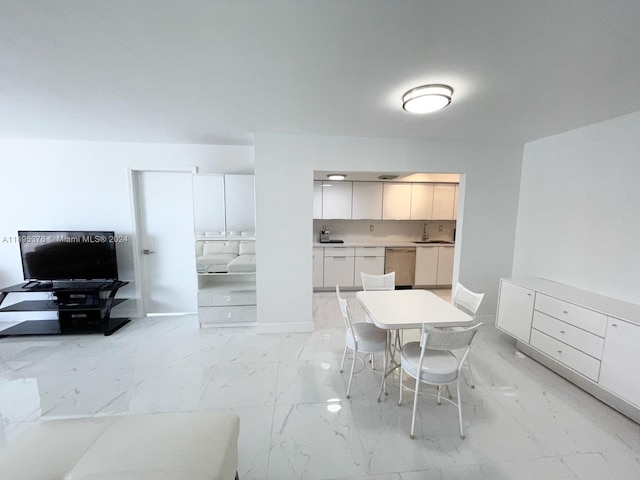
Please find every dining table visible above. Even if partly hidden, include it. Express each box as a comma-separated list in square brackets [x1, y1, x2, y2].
[356, 289, 473, 399]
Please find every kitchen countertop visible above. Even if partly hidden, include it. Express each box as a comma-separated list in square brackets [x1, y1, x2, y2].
[313, 241, 455, 248]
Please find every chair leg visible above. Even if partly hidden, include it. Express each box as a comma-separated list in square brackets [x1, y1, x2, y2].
[377, 343, 388, 402]
[410, 376, 421, 439]
[346, 347, 356, 398]
[464, 358, 476, 389]
[340, 345, 348, 372]
[437, 385, 442, 405]
[398, 368, 404, 405]
[456, 379, 465, 439]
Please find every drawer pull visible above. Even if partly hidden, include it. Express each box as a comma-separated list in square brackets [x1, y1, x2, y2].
[226, 312, 232, 318]
[611, 323, 618, 327]
[562, 310, 568, 314]
[225, 296, 231, 301]
[527, 293, 532, 296]
[557, 350, 562, 354]
[559, 330, 565, 334]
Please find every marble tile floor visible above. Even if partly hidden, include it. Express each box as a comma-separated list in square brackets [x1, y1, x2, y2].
[0, 290, 639, 479]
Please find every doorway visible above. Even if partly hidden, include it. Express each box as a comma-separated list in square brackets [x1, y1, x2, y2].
[131, 168, 197, 316]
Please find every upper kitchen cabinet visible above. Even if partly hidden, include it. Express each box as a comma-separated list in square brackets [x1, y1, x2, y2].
[193, 174, 255, 236]
[352, 182, 383, 219]
[313, 181, 323, 219]
[322, 181, 353, 219]
[432, 184, 457, 220]
[382, 183, 412, 219]
[410, 183, 435, 220]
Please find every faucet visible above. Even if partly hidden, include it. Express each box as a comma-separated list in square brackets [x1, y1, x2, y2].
[423, 223, 429, 241]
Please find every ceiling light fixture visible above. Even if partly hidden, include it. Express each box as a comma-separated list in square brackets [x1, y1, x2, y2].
[402, 84, 453, 114]
[327, 174, 346, 180]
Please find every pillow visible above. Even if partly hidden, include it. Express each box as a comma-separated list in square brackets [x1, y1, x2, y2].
[239, 241, 255, 255]
[202, 241, 239, 255]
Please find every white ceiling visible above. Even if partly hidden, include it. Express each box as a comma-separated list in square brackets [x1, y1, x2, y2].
[2, 1, 640, 146]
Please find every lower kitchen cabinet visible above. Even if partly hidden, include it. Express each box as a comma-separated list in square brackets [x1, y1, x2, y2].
[415, 247, 438, 285]
[496, 277, 640, 422]
[313, 247, 324, 288]
[436, 246, 454, 285]
[354, 247, 385, 287]
[323, 247, 355, 287]
[599, 317, 640, 407]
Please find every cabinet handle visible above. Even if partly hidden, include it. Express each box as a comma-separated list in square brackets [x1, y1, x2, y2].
[559, 330, 565, 334]
[611, 323, 618, 327]
[557, 350, 562, 354]
[527, 293, 532, 296]
[334, 256, 347, 259]
[562, 310, 568, 314]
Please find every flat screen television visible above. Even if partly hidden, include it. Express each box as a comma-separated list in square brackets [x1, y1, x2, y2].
[18, 231, 119, 282]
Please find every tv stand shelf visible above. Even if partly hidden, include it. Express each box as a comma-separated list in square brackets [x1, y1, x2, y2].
[0, 281, 130, 337]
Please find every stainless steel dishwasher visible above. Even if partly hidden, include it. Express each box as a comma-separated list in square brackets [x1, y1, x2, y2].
[385, 247, 416, 287]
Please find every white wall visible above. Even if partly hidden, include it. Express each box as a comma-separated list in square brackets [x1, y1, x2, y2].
[0, 140, 253, 318]
[255, 134, 524, 331]
[512, 111, 640, 304]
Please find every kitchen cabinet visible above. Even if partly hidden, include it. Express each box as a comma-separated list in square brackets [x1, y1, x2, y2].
[313, 181, 323, 219]
[382, 183, 412, 219]
[410, 183, 434, 220]
[354, 247, 385, 286]
[313, 247, 324, 288]
[322, 181, 352, 219]
[496, 280, 535, 343]
[414, 246, 438, 285]
[323, 247, 355, 287]
[599, 318, 640, 407]
[432, 184, 456, 220]
[224, 174, 255, 233]
[352, 182, 383, 219]
[436, 246, 454, 285]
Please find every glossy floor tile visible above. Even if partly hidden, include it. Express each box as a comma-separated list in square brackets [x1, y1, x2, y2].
[1, 290, 639, 479]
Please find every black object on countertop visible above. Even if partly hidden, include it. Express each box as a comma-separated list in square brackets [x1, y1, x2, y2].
[320, 239, 344, 243]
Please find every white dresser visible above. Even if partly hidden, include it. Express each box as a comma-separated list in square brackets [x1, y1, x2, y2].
[496, 277, 640, 423]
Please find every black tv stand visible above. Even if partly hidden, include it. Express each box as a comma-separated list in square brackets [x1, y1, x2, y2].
[0, 281, 130, 337]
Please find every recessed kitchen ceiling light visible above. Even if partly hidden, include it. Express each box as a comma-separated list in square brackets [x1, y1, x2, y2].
[327, 174, 346, 180]
[402, 84, 453, 114]
[378, 174, 398, 180]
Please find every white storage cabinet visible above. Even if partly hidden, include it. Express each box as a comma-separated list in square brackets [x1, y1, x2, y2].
[352, 182, 383, 220]
[313, 247, 324, 288]
[496, 280, 535, 343]
[353, 247, 385, 287]
[322, 181, 352, 219]
[323, 247, 355, 287]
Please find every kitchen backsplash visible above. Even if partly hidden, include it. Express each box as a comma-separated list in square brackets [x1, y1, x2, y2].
[313, 219, 456, 243]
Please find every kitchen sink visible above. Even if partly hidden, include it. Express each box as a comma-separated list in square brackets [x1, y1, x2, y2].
[413, 240, 454, 244]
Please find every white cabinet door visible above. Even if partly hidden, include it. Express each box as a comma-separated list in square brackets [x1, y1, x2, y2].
[599, 318, 640, 407]
[354, 256, 385, 287]
[496, 280, 535, 343]
[436, 246, 454, 285]
[352, 182, 383, 219]
[410, 183, 434, 220]
[382, 183, 412, 219]
[322, 181, 352, 219]
[324, 256, 355, 287]
[432, 184, 456, 220]
[313, 247, 324, 288]
[313, 181, 323, 219]
[225, 174, 255, 233]
[414, 246, 438, 285]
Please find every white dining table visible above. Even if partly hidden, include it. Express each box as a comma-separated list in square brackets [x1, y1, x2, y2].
[356, 289, 472, 330]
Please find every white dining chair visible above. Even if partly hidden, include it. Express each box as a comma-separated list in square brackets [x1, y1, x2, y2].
[398, 323, 482, 439]
[450, 282, 484, 388]
[337, 285, 388, 399]
[361, 272, 395, 324]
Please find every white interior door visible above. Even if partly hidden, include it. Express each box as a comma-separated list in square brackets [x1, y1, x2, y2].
[135, 170, 197, 315]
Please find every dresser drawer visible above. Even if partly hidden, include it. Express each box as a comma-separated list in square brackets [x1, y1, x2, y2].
[534, 294, 607, 337]
[198, 305, 256, 325]
[197, 289, 256, 306]
[532, 311, 604, 359]
[530, 329, 601, 381]
[323, 247, 355, 257]
[355, 246, 385, 257]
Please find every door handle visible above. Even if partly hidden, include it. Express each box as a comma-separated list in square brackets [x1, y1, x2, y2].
[143, 249, 155, 255]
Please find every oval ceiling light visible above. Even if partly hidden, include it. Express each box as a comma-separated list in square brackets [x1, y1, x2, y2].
[402, 84, 453, 114]
[327, 174, 346, 180]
